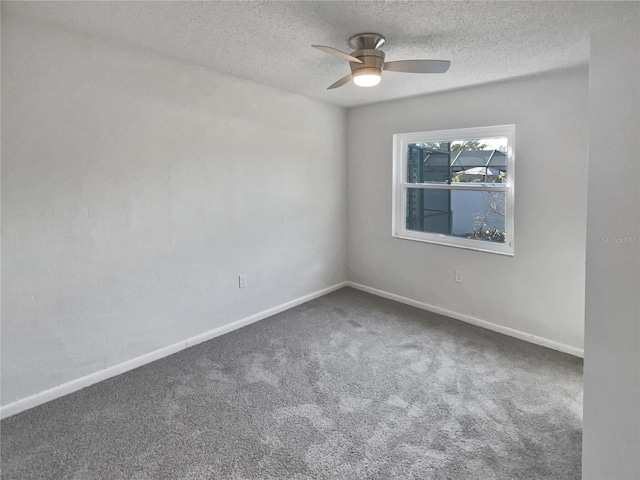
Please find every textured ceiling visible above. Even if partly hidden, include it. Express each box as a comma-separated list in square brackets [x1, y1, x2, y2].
[4, 1, 639, 108]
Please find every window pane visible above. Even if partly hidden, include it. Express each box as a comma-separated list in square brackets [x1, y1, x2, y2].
[405, 188, 506, 243]
[408, 139, 508, 185]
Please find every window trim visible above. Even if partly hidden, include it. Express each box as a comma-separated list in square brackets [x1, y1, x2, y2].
[392, 124, 515, 256]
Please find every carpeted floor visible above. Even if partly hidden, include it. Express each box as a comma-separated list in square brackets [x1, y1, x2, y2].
[1, 287, 583, 480]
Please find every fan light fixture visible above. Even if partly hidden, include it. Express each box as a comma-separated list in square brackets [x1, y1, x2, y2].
[352, 69, 381, 87]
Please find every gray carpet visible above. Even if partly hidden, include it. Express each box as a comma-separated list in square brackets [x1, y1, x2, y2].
[1, 287, 583, 479]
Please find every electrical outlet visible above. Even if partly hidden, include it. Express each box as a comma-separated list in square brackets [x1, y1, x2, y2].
[239, 274, 247, 288]
[455, 270, 463, 283]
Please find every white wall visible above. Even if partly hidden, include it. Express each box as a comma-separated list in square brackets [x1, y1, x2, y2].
[1, 14, 347, 407]
[347, 68, 588, 352]
[583, 16, 640, 480]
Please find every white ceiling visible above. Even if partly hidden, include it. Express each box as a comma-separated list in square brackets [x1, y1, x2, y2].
[4, 1, 639, 108]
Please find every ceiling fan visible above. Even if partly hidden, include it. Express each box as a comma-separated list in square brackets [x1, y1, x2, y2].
[312, 33, 450, 89]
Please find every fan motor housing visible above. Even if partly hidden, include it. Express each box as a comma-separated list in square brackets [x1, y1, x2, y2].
[349, 49, 385, 76]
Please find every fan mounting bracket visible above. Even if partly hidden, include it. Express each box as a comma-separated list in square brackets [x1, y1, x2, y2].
[348, 33, 386, 51]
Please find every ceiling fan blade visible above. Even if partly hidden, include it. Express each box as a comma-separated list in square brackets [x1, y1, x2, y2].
[384, 60, 451, 74]
[312, 45, 363, 64]
[327, 73, 353, 90]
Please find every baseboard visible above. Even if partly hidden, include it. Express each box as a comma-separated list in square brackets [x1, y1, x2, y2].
[0, 281, 348, 420]
[346, 281, 584, 358]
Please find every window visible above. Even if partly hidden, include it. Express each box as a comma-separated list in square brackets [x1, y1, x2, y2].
[392, 125, 515, 255]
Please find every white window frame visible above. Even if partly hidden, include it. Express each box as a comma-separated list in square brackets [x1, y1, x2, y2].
[392, 124, 515, 256]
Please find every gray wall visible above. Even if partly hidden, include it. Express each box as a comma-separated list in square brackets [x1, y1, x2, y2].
[347, 68, 589, 352]
[1, 14, 347, 406]
[583, 16, 640, 480]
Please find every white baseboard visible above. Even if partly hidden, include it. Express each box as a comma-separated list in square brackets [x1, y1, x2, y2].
[0, 281, 348, 420]
[346, 281, 584, 358]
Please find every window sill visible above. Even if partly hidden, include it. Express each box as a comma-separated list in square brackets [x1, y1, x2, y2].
[392, 232, 514, 256]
